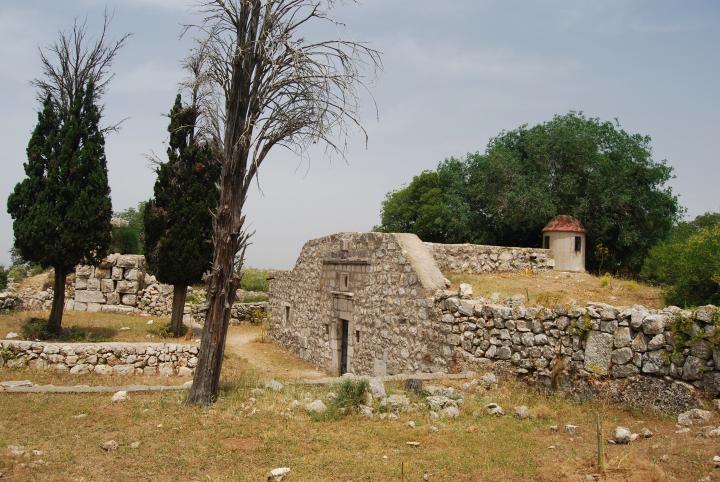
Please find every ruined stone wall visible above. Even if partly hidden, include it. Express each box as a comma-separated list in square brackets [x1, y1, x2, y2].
[0, 340, 197, 376]
[68, 254, 266, 324]
[268, 233, 447, 376]
[426, 243, 554, 273]
[69, 254, 147, 314]
[438, 296, 719, 397]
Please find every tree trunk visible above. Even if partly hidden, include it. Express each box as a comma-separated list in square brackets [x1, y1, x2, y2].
[171, 284, 188, 337]
[47, 266, 66, 334]
[186, 176, 244, 406]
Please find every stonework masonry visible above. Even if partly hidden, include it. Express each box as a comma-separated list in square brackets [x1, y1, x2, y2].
[67, 253, 266, 324]
[69, 254, 147, 314]
[0, 340, 197, 376]
[426, 243, 554, 273]
[268, 232, 719, 400]
[269, 233, 447, 376]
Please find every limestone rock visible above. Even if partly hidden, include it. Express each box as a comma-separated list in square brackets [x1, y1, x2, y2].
[5, 332, 18, 340]
[101, 440, 119, 452]
[458, 283, 473, 299]
[440, 405, 460, 419]
[480, 372, 498, 389]
[486, 403, 504, 416]
[267, 467, 291, 481]
[565, 424, 578, 435]
[368, 378, 386, 399]
[305, 400, 327, 413]
[264, 379, 284, 392]
[677, 408, 713, 426]
[614, 426, 632, 444]
[111, 391, 128, 403]
[584, 331, 613, 375]
[514, 405, 529, 419]
[381, 394, 411, 412]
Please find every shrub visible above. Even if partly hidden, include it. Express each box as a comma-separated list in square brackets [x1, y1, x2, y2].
[0, 266, 7, 290]
[7, 264, 28, 281]
[20, 317, 113, 342]
[240, 268, 269, 292]
[110, 225, 141, 254]
[599, 273, 612, 288]
[312, 378, 369, 421]
[642, 221, 720, 307]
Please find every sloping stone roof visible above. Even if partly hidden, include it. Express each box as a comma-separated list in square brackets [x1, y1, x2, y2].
[542, 215, 587, 233]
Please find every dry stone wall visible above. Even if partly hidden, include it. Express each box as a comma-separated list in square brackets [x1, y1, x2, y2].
[0, 340, 197, 376]
[426, 243, 553, 273]
[68, 254, 266, 324]
[70, 254, 147, 314]
[438, 295, 719, 397]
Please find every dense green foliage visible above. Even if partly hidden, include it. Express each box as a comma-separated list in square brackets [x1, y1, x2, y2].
[642, 212, 720, 306]
[0, 266, 7, 290]
[109, 203, 146, 254]
[240, 268, 270, 292]
[311, 378, 369, 421]
[376, 112, 680, 273]
[7, 84, 112, 273]
[143, 94, 220, 286]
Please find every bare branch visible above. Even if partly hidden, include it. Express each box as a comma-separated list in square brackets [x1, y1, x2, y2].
[32, 9, 131, 120]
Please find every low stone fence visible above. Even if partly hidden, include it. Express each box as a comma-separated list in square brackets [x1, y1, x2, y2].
[439, 295, 719, 397]
[0, 340, 197, 376]
[426, 243, 553, 274]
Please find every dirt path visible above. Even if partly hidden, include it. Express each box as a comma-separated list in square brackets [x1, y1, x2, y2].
[224, 325, 326, 381]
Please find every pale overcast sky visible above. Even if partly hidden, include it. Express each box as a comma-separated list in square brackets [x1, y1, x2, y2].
[1, 0, 718, 269]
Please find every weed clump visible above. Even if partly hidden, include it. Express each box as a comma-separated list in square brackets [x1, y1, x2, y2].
[312, 378, 369, 421]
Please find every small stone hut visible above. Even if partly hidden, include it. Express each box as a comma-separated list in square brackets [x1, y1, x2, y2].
[542, 215, 587, 272]
[268, 232, 552, 376]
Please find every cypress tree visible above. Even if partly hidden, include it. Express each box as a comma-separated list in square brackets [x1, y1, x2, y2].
[144, 94, 220, 337]
[7, 82, 112, 333]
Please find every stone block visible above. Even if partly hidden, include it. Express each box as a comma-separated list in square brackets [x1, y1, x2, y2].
[116, 281, 139, 294]
[75, 265, 93, 277]
[75, 278, 88, 290]
[87, 303, 102, 313]
[101, 305, 135, 314]
[101, 279, 115, 293]
[75, 290, 106, 304]
[584, 331, 613, 376]
[86, 278, 101, 291]
[106, 292, 120, 305]
[116, 255, 144, 269]
[95, 267, 111, 279]
[121, 295, 137, 306]
[111, 267, 123, 281]
[124, 268, 140, 281]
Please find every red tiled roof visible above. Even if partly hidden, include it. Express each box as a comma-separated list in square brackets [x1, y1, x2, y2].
[542, 215, 587, 233]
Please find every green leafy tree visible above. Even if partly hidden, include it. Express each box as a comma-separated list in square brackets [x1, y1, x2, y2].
[642, 212, 720, 306]
[109, 203, 147, 254]
[376, 112, 681, 273]
[144, 94, 220, 336]
[7, 83, 112, 333]
[0, 266, 7, 290]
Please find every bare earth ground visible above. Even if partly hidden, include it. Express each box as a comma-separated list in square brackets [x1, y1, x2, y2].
[2, 312, 719, 481]
[447, 271, 666, 309]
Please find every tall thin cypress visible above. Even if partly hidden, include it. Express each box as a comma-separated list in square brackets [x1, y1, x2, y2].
[144, 94, 220, 337]
[7, 82, 112, 333]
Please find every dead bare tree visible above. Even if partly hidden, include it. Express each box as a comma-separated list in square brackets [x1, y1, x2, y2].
[185, 0, 381, 406]
[32, 11, 130, 117]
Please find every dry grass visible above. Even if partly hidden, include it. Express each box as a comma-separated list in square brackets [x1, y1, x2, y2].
[447, 271, 665, 308]
[0, 311, 171, 343]
[1, 376, 718, 481]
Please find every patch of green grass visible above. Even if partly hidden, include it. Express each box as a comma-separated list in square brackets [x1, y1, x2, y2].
[240, 268, 269, 292]
[20, 317, 115, 342]
[240, 293, 269, 303]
